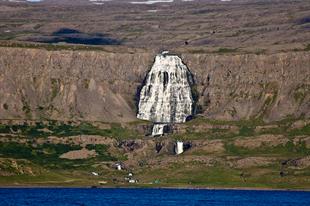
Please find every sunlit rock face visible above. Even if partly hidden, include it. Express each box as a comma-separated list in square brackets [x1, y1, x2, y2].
[137, 53, 194, 130]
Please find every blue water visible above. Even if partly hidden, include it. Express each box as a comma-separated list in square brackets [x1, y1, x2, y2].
[0, 188, 309, 206]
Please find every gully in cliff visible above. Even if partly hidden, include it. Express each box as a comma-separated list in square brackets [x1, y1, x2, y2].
[137, 51, 195, 136]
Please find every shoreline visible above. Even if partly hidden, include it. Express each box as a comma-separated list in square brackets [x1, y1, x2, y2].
[0, 185, 309, 192]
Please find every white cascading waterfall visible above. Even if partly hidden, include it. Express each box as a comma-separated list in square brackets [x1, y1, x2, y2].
[151, 124, 167, 136]
[137, 51, 194, 136]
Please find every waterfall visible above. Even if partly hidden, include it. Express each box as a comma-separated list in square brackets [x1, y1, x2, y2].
[152, 124, 167, 136]
[137, 51, 194, 136]
[175, 141, 184, 155]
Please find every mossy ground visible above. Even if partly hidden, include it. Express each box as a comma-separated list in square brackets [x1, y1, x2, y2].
[0, 117, 309, 189]
[0, 121, 140, 139]
[136, 164, 310, 190]
[172, 116, 310, 141]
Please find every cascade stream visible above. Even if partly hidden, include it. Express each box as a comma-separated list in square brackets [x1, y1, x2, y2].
[137, 52, 194, 136]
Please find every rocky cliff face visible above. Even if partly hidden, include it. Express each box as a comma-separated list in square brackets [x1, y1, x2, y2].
[0, 47, 154, 122]
[137, 53, 194, 124]
[182, 53, 310, 121]
[0, 47, 309, 122]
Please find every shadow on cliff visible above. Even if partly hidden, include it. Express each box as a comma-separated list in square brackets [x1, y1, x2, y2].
[134, 70, 149, 115]
[297, 16, 310, 25]
[27, 28, 122, 45]
[185, 62, 201, 118]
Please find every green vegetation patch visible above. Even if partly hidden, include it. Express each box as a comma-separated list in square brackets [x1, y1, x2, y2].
[0, 121, 139, 139]
[288, 124, 310, 136]
[239, 126, 255, 136]
[86, 144, 117, 161]
[225, 140, 310, 157]
[50, 78, 61, 100]
[293, 84, 309, 104]
[0, 141, 119, 170]
[0, 42, 110, 52]
[216, 48, 238, 53]
[0, 142, 83, 169]
[170, 116, 310, 142]
[138, 162, 310, 189]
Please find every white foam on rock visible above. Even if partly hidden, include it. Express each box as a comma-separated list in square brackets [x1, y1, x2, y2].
[137, 52, 194, 128]
[130, 0, 173, 5]
[89, 0, 112, 5]
[147, 10, 158, 13]
[175, 141, 184, 155]
[26, 0, 43, 2]
[152, 124, 167, 136]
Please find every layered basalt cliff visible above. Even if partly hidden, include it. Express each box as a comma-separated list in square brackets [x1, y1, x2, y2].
[0, 47, 309, 122]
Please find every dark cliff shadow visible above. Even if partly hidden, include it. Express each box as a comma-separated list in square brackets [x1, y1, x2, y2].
[182, 58, 201, 116]
[27, 28, 122, 45]
[134, 70, 150, 115]
[297, 16, 310, 25]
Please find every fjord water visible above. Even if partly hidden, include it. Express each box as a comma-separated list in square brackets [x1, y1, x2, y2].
[0, 188, 309, 206]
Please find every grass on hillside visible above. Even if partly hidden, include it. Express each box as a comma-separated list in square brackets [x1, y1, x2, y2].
[225, 141, 310, 157]
[0, 172, 104, 187]
[0, 142, 117, 169]
[136, 162, 310, 189]
[171, 116, 310, 141]
[0, 41, 110, 52]
[0, 121, 140, 139]
[0, 117, 309, 188]
[216, 48, 238, 53]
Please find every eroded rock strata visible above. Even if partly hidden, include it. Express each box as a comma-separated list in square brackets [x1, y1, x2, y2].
[0, 47, 309, 123]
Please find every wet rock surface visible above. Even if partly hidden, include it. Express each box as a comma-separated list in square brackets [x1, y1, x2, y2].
[137, 53, 194, 124]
